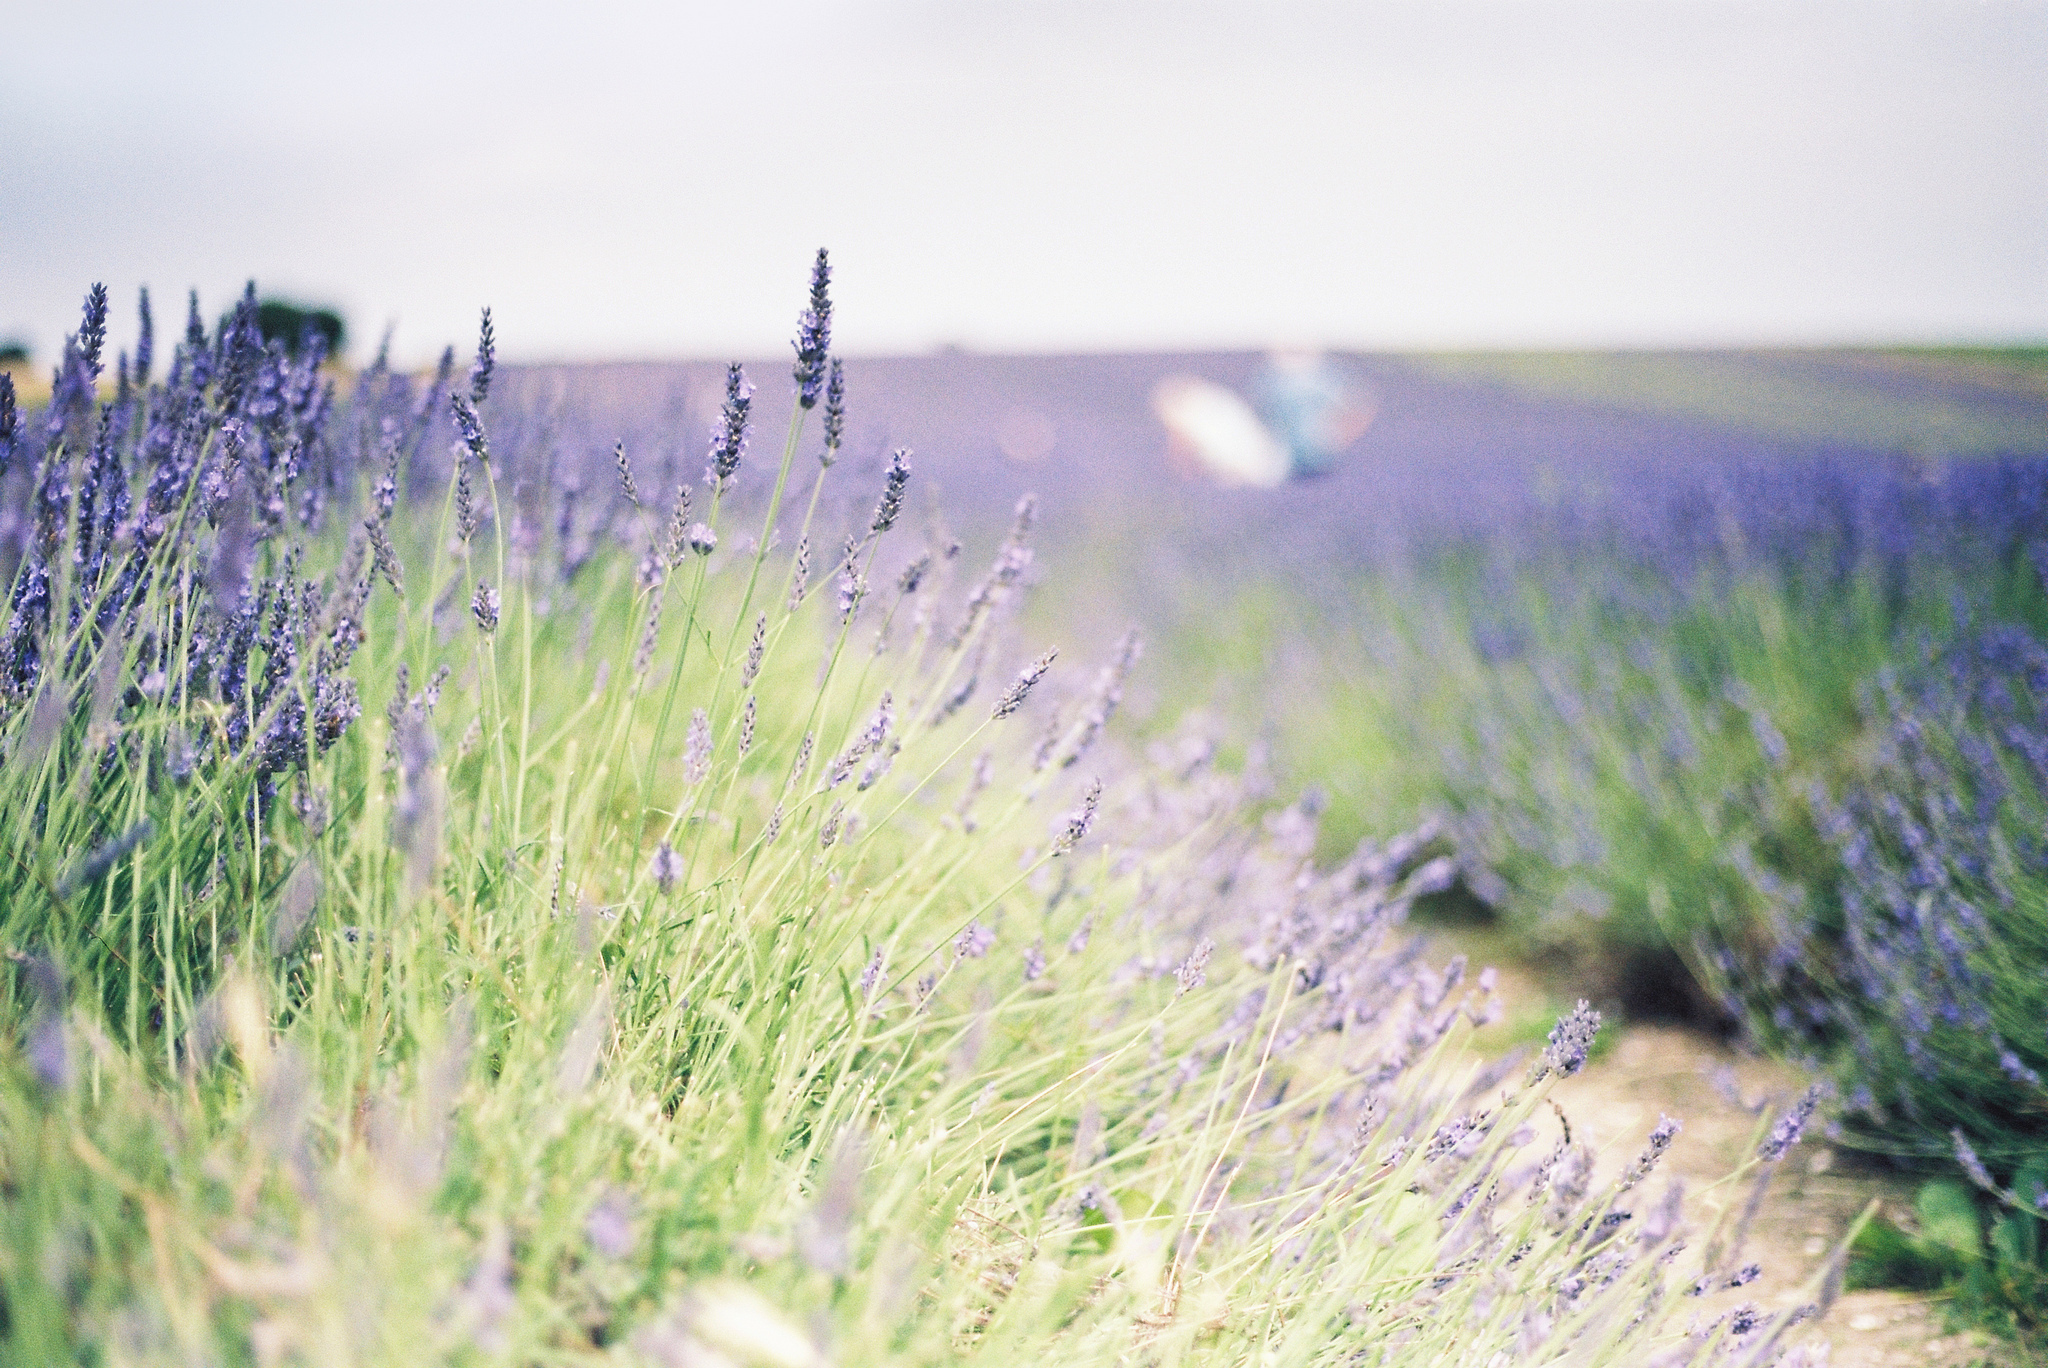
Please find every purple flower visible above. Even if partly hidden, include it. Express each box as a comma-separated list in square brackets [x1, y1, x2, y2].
[1953, 1128, 1998, 1192]
[994, 649, 1057, 720]
[0, 373, 16, 472]
[450, 392, 489, 466]
[1758, 1085, 1823, 1162]
[788, 536, 810, 608]
[821, 359, 845, 462]
[650, 841, 685, 895]
[472, 580, 500, 634]
[1621, 1114, 1681, 1189]
[133, 286, 153, 386]
[1539, 1000, 1601, 1079]
[1053, 779, 1102, 856]
[613, 440, 640, 507]
[956, 921, 996, 960]
[869, 448, 911, 535]
[709, 363, 752, 484]
[78, 282, 109, 377]
[791, 248, 832, 408]
[684, 710, 712, 785]
[469, 307, 495, 404]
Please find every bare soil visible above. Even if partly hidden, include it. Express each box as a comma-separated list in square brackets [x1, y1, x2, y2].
[1437, 934, 2018, 1367]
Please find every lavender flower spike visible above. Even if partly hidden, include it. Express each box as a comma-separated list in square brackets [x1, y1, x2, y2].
[870, 448, 911, 535]
[471, 580, 500, 635]
[710, 363, 753, 484]
[79, 283, 110, 377]
[792, 248, 832, 408]
[1053, 779, 1102, 856]
[1538, 999, 1601, 1079]
[614, 441, 641, 507]
[821, 358, 845, 464]
[0, 375, 15, 474]
[469, 307, 496, 404]
[1953, 1128, 1998, 1194]
[956, 920, 996, 959]
[650, 841, 685, 895]
[134, 286, 153, 386]
[1757, 1084, 1823, 1162]
[994, 649, 1058, 719]
[684, 709, 712, 785]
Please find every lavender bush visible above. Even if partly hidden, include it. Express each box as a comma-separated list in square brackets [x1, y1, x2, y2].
[1198, 446, 2048, 1334]
[0, 269, 1817, 1365]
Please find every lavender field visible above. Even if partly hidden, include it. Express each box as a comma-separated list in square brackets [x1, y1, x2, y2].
[504, 347, 2047, 552]
[1, 269, 2045, 1367]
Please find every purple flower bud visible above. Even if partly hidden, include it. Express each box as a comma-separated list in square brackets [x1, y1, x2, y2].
[821, 358, 845, 462]
[789, 536, 810, 609]
[683, 709, 712, 785]
[742, 613, 765, 685]
[469, 307, 495, 404]
[1538, 1000, 1601, 1079]
[1953, 1128, 1997, 1192]
[650, 841, 685, 895]
[1758, 1085, 1823, 1162]
[956, 920, 996, 960]
[78, 282, 109, 377]
[1053, 779, 1102, 857]
[791, 249, 832, 408]
[471, 579, 500, 634]
[613, 441, 640, 507]
[994, 649, 1057, 720]
[709, 363, 752, 483]
[869, 448, 911, 535]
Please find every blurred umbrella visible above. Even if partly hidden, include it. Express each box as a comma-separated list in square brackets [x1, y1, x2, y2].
[1151, 375, 1290, 487]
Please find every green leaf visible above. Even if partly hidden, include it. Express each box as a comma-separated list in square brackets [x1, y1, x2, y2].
[1915, 1179, 1986, 1267]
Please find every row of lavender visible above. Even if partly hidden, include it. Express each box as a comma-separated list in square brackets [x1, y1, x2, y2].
[1306, 434, 2048, 1329]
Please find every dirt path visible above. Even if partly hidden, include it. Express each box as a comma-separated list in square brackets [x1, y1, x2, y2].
[1435, 935, 2013, 1367]
[1553, 1024, 2002, 1367]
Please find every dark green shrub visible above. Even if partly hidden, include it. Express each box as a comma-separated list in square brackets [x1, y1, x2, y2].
[253, 298, 345, 357]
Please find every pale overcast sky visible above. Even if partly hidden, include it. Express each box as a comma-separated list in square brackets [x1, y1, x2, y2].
[4, 0, 2044, 365]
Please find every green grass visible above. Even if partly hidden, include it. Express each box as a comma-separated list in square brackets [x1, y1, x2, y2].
[1413, 349, 2048, 456]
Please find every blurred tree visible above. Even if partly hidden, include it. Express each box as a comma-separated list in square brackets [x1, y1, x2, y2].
[253, 300, 346, 358]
